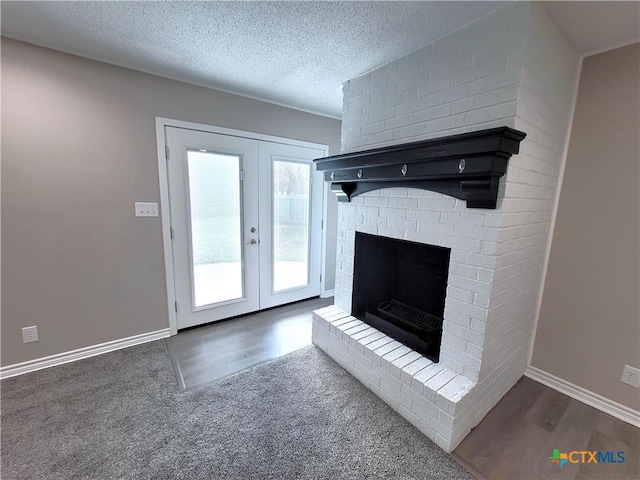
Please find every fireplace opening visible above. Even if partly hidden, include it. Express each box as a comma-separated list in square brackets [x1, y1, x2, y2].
[352, 232, 451, 362]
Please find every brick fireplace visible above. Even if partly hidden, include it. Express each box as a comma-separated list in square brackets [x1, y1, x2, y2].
[312, 2, 580, 452]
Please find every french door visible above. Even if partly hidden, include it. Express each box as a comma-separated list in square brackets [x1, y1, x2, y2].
[165, 126, 323, 329]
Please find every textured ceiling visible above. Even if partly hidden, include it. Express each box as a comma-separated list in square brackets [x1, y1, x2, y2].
[1, 1, 507, 118]
[2, 1, 639, 119]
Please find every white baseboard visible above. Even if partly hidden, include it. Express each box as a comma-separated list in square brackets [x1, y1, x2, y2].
[0, 329, 171, 380]
[525, 366, 640, 428]
[320, 289, 335, 299]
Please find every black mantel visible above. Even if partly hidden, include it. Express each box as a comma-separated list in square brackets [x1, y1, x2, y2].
[313, 126, 526, 209]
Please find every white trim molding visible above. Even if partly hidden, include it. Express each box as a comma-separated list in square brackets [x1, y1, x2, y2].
[526, 366, 640, 428]
[156, 119, 179, 336]
[0, 329, 171, 380]
[320, 289, 335, 299]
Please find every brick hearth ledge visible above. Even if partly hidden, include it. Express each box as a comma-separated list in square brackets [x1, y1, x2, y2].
[312, 305, 476, 452]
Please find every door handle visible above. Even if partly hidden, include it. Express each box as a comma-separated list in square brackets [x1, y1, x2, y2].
[247, 239, 257, 245]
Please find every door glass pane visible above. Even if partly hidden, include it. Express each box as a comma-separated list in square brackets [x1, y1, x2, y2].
[187, 150, 243, 308]
[273, 160, 311, 292]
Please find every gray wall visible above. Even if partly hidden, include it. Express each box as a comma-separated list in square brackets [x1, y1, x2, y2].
[531, 43, 640, 410]
[1, 38, 341, 367]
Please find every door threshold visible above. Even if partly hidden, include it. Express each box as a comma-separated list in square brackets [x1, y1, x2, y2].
[177, 296, 324, 333]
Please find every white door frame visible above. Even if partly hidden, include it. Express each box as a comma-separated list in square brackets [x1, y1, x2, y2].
[155, 117, 329, 335]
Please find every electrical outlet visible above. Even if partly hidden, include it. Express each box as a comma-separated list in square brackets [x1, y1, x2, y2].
[620, 365, 640, 388]
[22, 326, 39, 344]
[134, 202, 159, 217]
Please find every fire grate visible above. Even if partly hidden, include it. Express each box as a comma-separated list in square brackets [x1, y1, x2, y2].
[364, 299, 443, 362]
[377, 299, 442, 333]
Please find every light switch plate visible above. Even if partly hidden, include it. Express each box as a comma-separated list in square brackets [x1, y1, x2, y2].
[135, 202, 159, 217]
[621, 365, 640, 388]
[22, 326, 39, 343]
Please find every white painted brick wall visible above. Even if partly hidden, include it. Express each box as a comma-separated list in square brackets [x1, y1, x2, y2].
[331, 1, 580, 449]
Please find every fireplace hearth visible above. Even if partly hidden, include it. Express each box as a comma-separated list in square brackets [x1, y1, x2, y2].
[352, 232, 451, 362]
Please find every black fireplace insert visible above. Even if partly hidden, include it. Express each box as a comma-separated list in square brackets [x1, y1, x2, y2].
[352, 232, 450, 362]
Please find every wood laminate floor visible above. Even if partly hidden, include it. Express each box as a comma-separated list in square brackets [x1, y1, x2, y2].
[166, 296, 332, 390]
[453, 377, 639, 480]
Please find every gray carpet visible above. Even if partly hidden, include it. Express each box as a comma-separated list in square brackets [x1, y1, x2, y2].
[1, 341, 473, 479]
